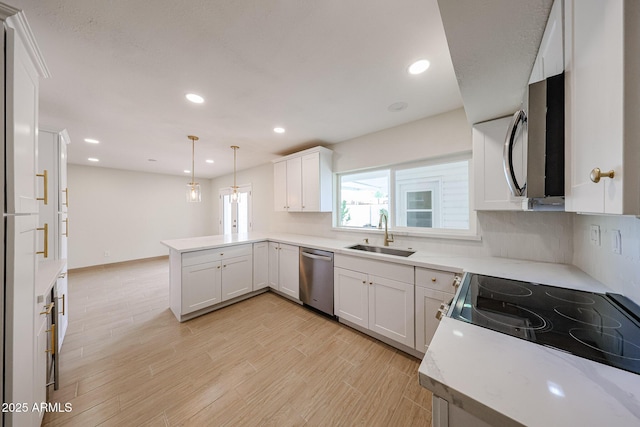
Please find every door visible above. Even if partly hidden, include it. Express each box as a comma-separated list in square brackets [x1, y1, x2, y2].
[416, 287, 453, 353]
[369, 275, 415, 347]
[286, 157, 302, 211]
[334, 267, 368, 329]
[268, 242, 279, 289]
[5, 27, 40, 215]
[181, 261, 222, 314]
[301, 152, 320, 211]
[253, 242, 269, 291]
[56, 271, 69, 352]
[565, 0, 623, 213]
[221, 255, 253, 301]
[273, 160, 288, 211]
[59, 131, 69, 213]
[219, 185, 252, 234]
[278, 244, 299, 299]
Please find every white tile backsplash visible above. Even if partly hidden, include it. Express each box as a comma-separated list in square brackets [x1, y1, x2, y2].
[573, 214, 640, 303]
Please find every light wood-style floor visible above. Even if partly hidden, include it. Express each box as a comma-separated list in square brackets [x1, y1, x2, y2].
[43, 257, 432, 426]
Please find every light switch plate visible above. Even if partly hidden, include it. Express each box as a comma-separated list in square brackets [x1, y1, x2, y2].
[611, 229, 622, 254]
[590, 225, 601, 246]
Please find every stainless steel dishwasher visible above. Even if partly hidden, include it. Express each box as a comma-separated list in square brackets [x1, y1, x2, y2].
[299, 247, 334, 316]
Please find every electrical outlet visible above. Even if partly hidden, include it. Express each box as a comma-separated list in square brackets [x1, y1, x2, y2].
[590, 225, 601, 246]
[611, 230, 622, 254]
[104, 250, 110, 257]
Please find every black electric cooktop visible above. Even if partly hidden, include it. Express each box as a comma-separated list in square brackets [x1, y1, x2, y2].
[450, 273, 640, 375]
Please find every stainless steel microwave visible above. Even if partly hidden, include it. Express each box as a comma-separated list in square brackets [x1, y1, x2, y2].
[503, 72, 565, 210]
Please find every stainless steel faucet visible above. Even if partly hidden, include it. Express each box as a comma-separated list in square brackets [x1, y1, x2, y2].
[378, 213, 394, 246]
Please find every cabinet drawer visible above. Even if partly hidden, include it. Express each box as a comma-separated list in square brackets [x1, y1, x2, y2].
[182, 244, 252, 267]
[335, 254, 413, 284]
[415, 267, 458, 292]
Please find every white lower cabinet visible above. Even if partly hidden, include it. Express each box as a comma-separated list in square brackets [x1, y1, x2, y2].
[181, 261, 222, 314]
[177, 244, 254, 316]
[34, 312, 48, 426]
[268, 242, 300, 299]
[252, 241, 269, 291]
[415, 268, 459, 353]
[221, 255, 252, 301]
[334, 255, 415, 348]
[56, 269, 69, 352]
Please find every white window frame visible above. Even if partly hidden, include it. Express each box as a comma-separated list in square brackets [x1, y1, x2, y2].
[333, 152, 478, 240]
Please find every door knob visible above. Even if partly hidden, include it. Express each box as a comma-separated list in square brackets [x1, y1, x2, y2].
[590, 168, 615, 183]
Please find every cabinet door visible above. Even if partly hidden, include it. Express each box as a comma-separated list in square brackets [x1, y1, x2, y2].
[473, 117, 524, 211]
[5, 28, 40, 214]
[268, 242, 280, 289]
[334, 268, 368, 329]
[181, 261, 222, 314]
[59, 212, 68, 260]
[301, 152, 320, 211]
[286, 157, 302, 212]
[415, 287, 453, 353]
[59, 132, 69, 213]
[221, 255, 253, 301]
[56, 270, 69, 352]
[273, 161, 288, 212]
[253, 242, 269, 290]
[369, 275, 415, 347]
[278, 244, 299, 299]
[565, 0, 624, 214]
[37, 130, 56, 258]
[34, 315, 48, 426]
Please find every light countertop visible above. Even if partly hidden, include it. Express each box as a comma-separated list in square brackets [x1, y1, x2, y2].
[161, 232, 605, 291]
[419, 317, 640, 427]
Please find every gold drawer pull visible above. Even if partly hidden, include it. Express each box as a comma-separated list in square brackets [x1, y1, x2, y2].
[431, 278, 437, 282]
[63, 218, 69, 237]
[40, 302, 54, 315]
[36, 170, 48, 205]
[46, 324, 56, 355]
[62, 187, 69, 207]
[56, 294, 66, 316]
[36, 223, 49, 258]
[590, 168, 615, 183]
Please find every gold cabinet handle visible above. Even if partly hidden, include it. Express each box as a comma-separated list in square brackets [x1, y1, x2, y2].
[46, 324, 56, 355]
[590, 168, 615, 183]
[40, 302, 54, 315]
[63, 218, 69, 237]
[36, 170, 48, 205]
[56, 294, 66, 316]
[62, 187, 69, 207]
[36, 223, 49, 258]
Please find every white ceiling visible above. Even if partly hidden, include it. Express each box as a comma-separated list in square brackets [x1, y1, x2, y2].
[12, 0, 463, 179]
[437, 0, 553, 125]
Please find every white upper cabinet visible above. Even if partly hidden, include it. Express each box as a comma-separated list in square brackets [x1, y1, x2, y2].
[273, 146, 333, 212]
[529, 0, 564, 84]
[473, 116, 526, 211]
[564, 0, 640, 215]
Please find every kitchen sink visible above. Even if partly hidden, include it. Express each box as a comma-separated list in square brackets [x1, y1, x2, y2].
[347, 244, 415, 257]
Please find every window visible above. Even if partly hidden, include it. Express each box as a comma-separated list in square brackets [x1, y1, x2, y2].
[338, 170, 389, 228]
[219, 185, 252, 234]
[337, 156, 472, 235]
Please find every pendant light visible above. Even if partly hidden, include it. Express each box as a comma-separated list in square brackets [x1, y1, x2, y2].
[186, 135, 201, 202]
[230, 145, 239, 203]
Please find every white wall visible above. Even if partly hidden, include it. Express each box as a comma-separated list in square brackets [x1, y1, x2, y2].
[573, 214, 640, 302]
[210, 108, 575, 264]
[68, 165, 214, 268]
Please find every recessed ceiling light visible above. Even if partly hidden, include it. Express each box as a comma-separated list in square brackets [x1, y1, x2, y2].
[88, 158, 99, 162]
[273, 127, 285, 134]
[388, 102, 408, 112]
[205, 159, 214, 164]
[185, 93, 204, 104]
[408, 59, 430, 75]
[84, 138, 100, 144]
[184, 170, 191, 174]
